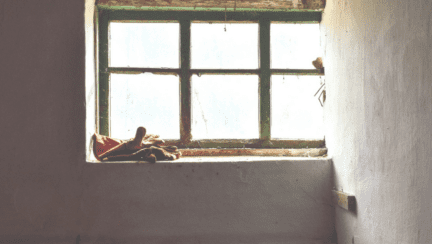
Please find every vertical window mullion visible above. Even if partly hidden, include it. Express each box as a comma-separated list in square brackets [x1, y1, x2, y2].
[259, 19, 271, 142]
[99, 10, 110, 136]
[180, 19, 192, 145]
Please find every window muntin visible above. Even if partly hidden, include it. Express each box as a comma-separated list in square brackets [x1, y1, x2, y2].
[98, 10, 324, 148]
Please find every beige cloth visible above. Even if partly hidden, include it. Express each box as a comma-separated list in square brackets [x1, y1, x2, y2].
[92, 133, 181, 162]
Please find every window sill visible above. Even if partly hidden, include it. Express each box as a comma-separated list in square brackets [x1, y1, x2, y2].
[87, 156, 329, 163]
[86, 148, 328, 163]
[180, 148, 327, 157]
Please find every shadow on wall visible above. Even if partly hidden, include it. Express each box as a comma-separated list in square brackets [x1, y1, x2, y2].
[0, 233, 337, 244]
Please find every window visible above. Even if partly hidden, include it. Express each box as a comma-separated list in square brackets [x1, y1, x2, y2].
[97, 9, 324, 149]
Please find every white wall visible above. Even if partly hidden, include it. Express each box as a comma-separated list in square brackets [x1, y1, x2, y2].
[0, 1, 335, 243]
[322, 0, 432, 243]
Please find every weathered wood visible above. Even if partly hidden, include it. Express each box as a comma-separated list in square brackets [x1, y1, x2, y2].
[98, 10, 110, 136]
[190, 69, 259, 75]
[180, 19, 192, 144]
[259, 19, 271, 142]
[332, 190, 355, 211]
[271, 69, 324, 75]
[97, 8, 324, 146]
[97, 0, 326, 11]
[100, 10, 323, 23]
[107, 68, 325, 76]
[108, 67, 180, 74]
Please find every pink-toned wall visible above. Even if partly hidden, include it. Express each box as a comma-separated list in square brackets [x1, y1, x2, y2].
[0, 1, 334, 243]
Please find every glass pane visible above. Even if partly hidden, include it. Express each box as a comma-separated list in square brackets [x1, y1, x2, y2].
[192, 75, 259, 139]
[191, 23, 259, 69]
[271, 75, 324, 139]
[271, 23, 321, 69]
[110, 22, 179, 68]
[110, 73, 180, 140]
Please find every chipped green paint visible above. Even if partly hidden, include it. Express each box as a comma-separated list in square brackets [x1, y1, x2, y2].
[100, 10, 322, 22]
[180, 19, 192, 145]
[259, 19, 271, 141]
[98, 9, 110, 136]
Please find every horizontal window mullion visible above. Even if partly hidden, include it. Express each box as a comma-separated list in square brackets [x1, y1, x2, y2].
[104, 10, 322, 22]
[271, 69, 324, 75]
[107, 67, 180, 74]
[190, 69, 259, 75]
[107, 69, 324, 77]
[99, 5, 322, 13]
[106, 68, 324, 75]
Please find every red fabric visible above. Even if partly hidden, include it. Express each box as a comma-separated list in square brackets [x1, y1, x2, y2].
[92, 133, 126, 161]
[92, 133, 176, 161]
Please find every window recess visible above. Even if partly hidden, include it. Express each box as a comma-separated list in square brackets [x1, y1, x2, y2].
[97, 9, 325, 150]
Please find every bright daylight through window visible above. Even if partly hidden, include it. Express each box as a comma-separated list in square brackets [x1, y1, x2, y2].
[98, 10, 324, 149]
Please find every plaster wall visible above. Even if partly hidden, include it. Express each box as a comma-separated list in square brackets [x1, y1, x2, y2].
[0, 1, 334, 243]
[321, 0, 432, 243]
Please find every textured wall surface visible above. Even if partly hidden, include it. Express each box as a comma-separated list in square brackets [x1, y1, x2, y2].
[322, 0, 432, 243]
[0, 1, 334, 243]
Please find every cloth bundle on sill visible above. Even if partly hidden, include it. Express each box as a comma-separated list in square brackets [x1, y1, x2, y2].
[92, 127, 181, 163]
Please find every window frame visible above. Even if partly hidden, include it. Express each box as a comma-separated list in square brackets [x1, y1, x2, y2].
[97, 8, 325, 149]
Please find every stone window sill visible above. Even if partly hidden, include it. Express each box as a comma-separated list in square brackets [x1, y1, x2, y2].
[87, 148, 328, 163]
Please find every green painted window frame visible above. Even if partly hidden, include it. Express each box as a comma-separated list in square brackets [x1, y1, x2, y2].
[97, 8, 325, 149]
